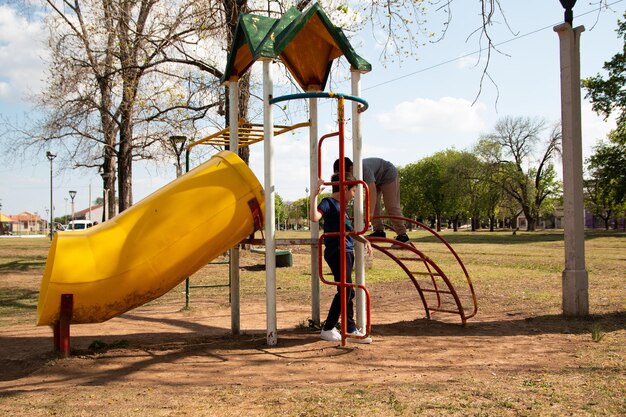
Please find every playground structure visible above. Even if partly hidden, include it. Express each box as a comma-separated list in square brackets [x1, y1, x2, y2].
[215, 3, 375, 346]
[193, 3, 477, 345]
[36, 3, 478, 354]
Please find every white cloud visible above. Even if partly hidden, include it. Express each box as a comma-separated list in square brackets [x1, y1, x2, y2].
[0, 5, 48, 102]
[376, 96, 487, 134]
[249, 134, 312, 200]
[457, 54, 481, 69]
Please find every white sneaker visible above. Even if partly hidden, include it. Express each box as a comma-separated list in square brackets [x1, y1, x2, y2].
[347, 328, 372, 344]
[320, 328, 341, 342]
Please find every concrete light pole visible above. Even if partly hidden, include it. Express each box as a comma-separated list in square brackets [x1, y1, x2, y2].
[46, 151, 56, 240]
[555, 0, 589, 316]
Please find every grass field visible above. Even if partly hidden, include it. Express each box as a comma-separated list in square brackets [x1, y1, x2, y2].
[0, 230, 624, 416]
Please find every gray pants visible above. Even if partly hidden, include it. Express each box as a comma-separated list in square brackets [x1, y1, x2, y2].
[370, 176, 406, 236]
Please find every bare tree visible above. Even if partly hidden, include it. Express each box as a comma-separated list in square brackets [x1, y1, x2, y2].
[484, 116, 562, 231]
[31, 0, 227, 213]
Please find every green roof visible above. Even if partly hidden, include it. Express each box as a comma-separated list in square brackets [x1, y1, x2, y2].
[221, 3, 371, 90]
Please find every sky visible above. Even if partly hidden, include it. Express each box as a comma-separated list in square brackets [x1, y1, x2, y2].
[0, 0, 623, 218]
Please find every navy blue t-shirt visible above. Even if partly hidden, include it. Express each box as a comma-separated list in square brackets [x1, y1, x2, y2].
[317, 197, 354, 256]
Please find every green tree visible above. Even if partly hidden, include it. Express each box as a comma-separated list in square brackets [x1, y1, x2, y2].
[582, 11, 626, 229]
[584, 176, 615, 230]
[473, 139, 507, 231]
[275, 194, 287, 227]
[400, 155, 447, 231]
[582, 11, 626, 146]
[584, 141, 626, 229]
[398, 163, 422, 222]
[438, 150, 478, 232]
[292, 197, 308, 223]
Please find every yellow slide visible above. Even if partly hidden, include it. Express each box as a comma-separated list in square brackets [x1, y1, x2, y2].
[37, 151, 264, 326]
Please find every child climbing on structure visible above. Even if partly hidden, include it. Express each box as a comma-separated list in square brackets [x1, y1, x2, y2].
[310, 173, 373, 344]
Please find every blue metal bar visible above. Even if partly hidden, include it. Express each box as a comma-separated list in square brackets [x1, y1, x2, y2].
[270, 92, 368, 112]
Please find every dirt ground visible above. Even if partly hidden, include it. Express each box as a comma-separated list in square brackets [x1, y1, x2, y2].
[0, 239, 624, 416]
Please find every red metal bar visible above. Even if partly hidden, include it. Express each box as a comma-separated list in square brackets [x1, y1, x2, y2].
[317, 132, 339, 178]
[315, 96, 373, 345]
[371, 216, 477, 320]
[369, 227, 475, 325]
[369, 240, 431, 320]
[53, 293, 73, 358]
[421, 288, 454, 295]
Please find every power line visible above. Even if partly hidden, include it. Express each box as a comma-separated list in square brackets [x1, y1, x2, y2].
[266, 1, 623, 124]
[362, 0, 624, 92]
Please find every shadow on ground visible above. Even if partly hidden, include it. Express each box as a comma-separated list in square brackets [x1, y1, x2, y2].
[2, 311, 623, 385]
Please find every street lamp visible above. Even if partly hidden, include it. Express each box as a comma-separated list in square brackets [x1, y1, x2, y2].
[558, 0, 577, 25]
[46, 151, 56, 240]
[69, 190, 77, 227]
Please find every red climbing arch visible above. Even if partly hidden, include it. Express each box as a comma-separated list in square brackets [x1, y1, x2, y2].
[367, 216, 478, 325]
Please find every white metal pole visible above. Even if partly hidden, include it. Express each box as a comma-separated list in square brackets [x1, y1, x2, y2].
[228, 76, 241, 334]
[351, 69, 366, 330]
[309, 93, 320, 326]
[554, 23, 589, 316]
[263, 59, 277, 345]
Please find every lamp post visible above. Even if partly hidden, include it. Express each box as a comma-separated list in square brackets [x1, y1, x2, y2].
[69, 190, 77, 227]
[555, 0, 588, 316]
[46, 151, 56, 240]
[559, 0, 577, 25]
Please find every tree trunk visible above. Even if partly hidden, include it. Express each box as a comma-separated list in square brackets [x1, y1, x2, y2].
[102, 147, 116, 220]
[118, 109, 134, 212]
[117, 75, 138, 213]
[98, 84, 116, 219]
[116, 66, 140, 212]
[527, 216, 536, 231]
[100, 0, 117, 220]
[223, 0, 250, 165]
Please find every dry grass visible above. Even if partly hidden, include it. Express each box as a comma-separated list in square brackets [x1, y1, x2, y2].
[0, 230, 624, 416]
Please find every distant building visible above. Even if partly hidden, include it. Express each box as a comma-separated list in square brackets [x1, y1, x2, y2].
[584, 210, 626, 230]
[516, 206, 624, 231]
[516, 206, 565, 230]
[8, 212, 44, 234]
[73, 204, 104, 223]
